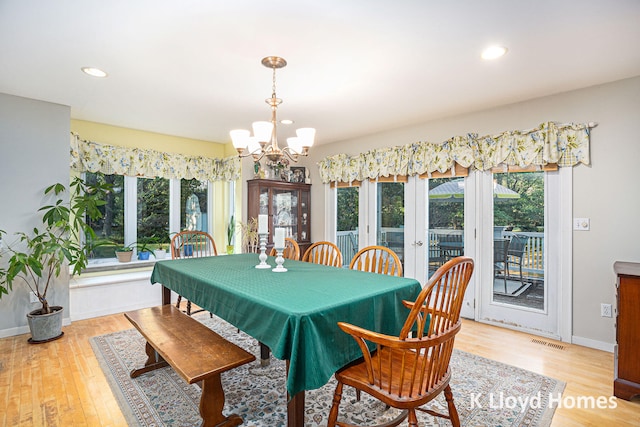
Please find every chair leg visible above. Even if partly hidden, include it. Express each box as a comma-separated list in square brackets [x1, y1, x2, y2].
[327, 382, 344, 427]
[186, 300, 192, 316]
[407, 409, 419, 427]
[444, 384, 460, 427]
[176, 295, 182, 309]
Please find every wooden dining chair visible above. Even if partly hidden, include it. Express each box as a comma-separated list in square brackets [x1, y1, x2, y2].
[327, 256, 474, 427]
[170, 230, 218, 316]
[301, 241, 343, 267]
[349, 245, 403, 277]
[269, 237, 301, 260]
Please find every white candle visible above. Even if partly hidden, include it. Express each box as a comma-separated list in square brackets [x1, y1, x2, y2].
[258, 214, 268, 234]
[274, 227, 285, 249]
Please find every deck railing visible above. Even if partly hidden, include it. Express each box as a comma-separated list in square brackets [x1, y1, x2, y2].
[337, 228, 544, 279]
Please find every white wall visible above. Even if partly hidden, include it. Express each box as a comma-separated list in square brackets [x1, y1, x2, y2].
[0, 93, 70, 336]
[306, 75, 640, 346]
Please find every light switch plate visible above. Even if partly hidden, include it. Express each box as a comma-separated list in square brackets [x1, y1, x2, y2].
[573, 217, 590, 231]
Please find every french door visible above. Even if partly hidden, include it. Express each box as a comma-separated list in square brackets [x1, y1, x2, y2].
[360, 177, 476, 319]
[476, 169, 571, 339]
[329, 170, 570, 339]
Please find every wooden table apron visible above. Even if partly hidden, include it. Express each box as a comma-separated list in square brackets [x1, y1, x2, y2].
[150, 253, 422, 417]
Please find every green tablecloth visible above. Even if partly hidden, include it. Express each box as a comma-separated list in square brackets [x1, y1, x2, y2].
[150, 253, 422, 397]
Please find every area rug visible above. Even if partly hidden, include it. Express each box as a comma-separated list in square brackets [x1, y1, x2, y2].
[90, 314, 565, 427]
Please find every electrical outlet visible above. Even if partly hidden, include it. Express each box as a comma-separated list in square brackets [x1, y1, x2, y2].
[600, 303, 612, 318]
[30, 292, 39, 304]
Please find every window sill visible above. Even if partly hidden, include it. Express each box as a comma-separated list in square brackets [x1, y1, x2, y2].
[81, 257, 167, 274]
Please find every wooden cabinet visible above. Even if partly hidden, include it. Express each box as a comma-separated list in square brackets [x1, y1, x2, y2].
[247, 179, 311, 256]
[613, 261, 640, 400]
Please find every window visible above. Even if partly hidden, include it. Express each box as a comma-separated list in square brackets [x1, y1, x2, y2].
[85, 172, 213, 264]
[137, 177, 170, 244]
[180, 178, 208, 232]
[85, 173, 125, 258]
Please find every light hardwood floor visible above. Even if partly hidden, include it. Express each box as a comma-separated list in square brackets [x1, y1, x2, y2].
[1, 314, 638, 426]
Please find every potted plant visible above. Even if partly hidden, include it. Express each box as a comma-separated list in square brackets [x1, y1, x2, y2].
[238, 217, 259, 253]
[154, 243, 167, 259]
[150, 232, 170, 259]
[0, 177, 111, 342]
[115, 243, 135, 263]
[226, 215, 235, 255]
[136, 240, 152, 260]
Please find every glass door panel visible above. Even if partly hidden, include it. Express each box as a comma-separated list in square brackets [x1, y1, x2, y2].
[336, 186, 359, 264]
[428, 178, 465, 278]
[376, 182, 405, 267]
[272, 189, 298, 241]
[492, 171, 545, 309]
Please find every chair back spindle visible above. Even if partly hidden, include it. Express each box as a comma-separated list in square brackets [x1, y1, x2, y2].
[349, 245, 403, 277]
[302, 241, 343, 267]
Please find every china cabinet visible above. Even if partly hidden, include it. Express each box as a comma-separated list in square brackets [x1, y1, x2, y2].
[613, 261, 640, 400]
[247, 179, 311, 255]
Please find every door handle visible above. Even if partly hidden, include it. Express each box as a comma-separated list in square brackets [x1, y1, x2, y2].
[413, 241, 423, 247]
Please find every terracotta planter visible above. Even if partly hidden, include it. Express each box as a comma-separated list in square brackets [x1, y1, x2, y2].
[116, 250, 133, 262]
[26, 306, 64, 343]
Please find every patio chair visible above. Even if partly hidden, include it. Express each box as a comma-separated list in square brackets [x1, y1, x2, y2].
[302, 241, 343, 267]
[507, 234, 529, 288]
[327, 256, 474, 427]
[494, 238, 510, 294]
[170, 230, 217, 316]
[269, 237, 300, 260]
[349, 245, 403, 277]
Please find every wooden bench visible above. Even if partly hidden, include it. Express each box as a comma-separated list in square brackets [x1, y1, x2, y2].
[124, 305, 256, 427]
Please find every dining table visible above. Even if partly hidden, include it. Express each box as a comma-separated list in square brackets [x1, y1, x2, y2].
[150, 253, 422, 427]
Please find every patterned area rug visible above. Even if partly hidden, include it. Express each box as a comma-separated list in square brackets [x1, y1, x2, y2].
[90, 314, 565, 426]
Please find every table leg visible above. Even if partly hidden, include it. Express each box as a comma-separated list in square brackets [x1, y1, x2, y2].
[286, 360, 305, 427]
[162, 285, 171, 305]
[259, 342, 271, 367]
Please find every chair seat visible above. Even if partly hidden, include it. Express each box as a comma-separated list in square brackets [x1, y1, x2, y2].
[336, 349, 451, 408]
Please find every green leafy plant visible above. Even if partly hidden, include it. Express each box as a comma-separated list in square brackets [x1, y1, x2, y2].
[114, 243, 135, 252]
[238, 217, 259, 253]
[0, 177, 112, 314]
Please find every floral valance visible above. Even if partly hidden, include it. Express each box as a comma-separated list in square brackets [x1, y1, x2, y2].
[70, 133, 241, 182]
[318, 121, 591, 183]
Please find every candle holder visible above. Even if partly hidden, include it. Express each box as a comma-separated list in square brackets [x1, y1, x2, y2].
[272, 248, 287, 272]
[255, 233, 270, 269]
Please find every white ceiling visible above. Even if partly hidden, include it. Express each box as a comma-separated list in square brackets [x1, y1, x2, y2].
[1, 0, 639, 146]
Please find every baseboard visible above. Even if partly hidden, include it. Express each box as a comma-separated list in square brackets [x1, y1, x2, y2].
[0, 318, 71, 339]
[572, 335, 615, 353]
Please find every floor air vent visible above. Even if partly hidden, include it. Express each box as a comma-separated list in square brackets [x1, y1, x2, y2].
[531, 338, 565, 350]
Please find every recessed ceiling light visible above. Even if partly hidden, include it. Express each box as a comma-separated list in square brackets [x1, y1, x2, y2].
[81, 67, 108, 77]
[280, 119, 294, 125]
[481, 46, 508, 60]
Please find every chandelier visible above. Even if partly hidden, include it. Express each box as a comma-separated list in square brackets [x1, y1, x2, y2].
[230, 56, 315, 163]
